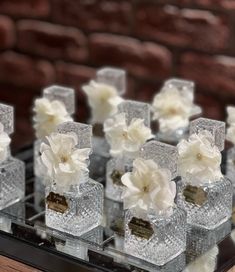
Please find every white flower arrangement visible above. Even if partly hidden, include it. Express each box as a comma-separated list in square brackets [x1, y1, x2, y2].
[121, 158, 176, 215]
[82, 80, 123, 124]
[152, 85, 201, 133]
[104, 113, 153, 158]
[0, 123, 11, 163]
[177, 130, 222, 185]
[226, 106, 235, 145]
[33, 98, 72, 139]
[40, 132, 90, 191]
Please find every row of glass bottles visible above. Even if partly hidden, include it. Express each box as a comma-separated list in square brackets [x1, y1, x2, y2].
[30, 68, 234, 267]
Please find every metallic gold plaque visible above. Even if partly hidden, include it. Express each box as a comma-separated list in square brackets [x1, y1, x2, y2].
[111, 170, 124, 186]
[128, 217, 154, 240]
[183, 185, 207, 206]
[46, 192, 69, 214]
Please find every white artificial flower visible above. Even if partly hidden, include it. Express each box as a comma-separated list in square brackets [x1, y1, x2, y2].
[178, 130, 222, 184]
[183, 246, 218, 272]
[82, 80, 123, 124]
[226, 106, 235, 145]
[0, 123, 11, 163]
[121, 158, 176, 215]
[40, 132, 90, 191]
[152, 85, 201, 133]
[104, 113, 153, 158]
[33, 98, 72, 139]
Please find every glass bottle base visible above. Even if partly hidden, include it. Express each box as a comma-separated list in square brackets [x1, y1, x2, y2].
[46, 179, 104, 236]
[124, 208, 187, 266]
[177, 177, 233, 230]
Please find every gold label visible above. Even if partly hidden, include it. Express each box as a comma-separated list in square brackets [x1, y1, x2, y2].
[111, 170, 124, 186]
[183, 185, 207, 206]
[46, 192, 69, 214]
[128, 217, 154, 240]
[110, 217, 124, 236]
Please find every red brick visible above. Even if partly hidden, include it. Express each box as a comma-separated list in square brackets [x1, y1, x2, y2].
[135, 4, 229, 52]
[17, 20, 87, 62]
[0, 16, 15, 49]
[55, 62, 96, 122]
[0, 51, 55, 89]
[179, 53, 235, 99]
[51, 0, 131, 34]
[0, 0, 50, 18]
[194, 0, 235, 9]
[89, 34, 172, 79]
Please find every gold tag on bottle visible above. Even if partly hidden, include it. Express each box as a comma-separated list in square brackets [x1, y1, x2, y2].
[128, 217, 154, 240]
[46, 192, 69, 213]
[183, 185, 207, 206]
[111, 170, 124, 186]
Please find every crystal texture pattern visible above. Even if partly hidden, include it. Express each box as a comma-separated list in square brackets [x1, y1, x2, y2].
[189, 118, 225, 151]
[45, 122, 104, 236]
[0, 103, 25, 209]
[177, 177, 232, 230]
[124, 208, 186, 266]
[226, 147, 235, 188]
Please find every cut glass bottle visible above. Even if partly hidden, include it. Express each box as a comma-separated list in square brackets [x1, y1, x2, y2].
[105, 100, 151, 202]
[124, 141, 186, 266]
[156, 78, 196, 145]
[0, 104, 25, 210]
[177, 118, 232, 229]
[45, 122, 104, 236]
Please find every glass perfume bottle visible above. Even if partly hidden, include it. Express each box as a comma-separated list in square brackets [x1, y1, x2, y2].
[177, 118, 233, 230]
[44, 121, 104, 236]
[83, 67, 126, 182]
[124, 141, 186, 266]
[0, 103, 25, 210]
[33, 85, 75, 209]
[105, 100, 151, 202]
[152, 78, 201, 145]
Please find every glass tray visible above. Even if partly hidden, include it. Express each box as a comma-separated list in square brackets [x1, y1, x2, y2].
[0, 145, 234, 272]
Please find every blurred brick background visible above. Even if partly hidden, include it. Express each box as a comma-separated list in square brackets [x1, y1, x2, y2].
[0, 0, 235, 149]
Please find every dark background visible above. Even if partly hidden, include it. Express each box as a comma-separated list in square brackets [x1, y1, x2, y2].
[0, 0, 235, 149]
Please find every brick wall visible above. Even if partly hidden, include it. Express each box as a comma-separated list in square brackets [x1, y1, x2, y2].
[0, 0, 235, 149]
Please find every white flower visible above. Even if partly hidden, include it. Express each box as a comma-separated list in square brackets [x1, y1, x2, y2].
[177, 130, 222, 184]
[0, 123, 11, 163]
[121, 158, 176, 215]
[152, 85, 201, 133]
[82, 80, 123, 124]
[226, 106, 235, 145]
[104, 113, 153, 158]
[183, 246, 218, 272]
[33, 98, 72, 139]
[40, 132, 90, 191]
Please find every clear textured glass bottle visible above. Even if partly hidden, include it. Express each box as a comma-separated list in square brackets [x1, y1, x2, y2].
[45, 122, 104, 236]
[125, 207, 186, 266]
[105, 100, 151, 202]
[34, 86, 75, 210]
[124, 141, 186, 266]
[226, 146, 235, 190]
[155, 78, 200, 145]
[177, 118, 233, 230]
[89, 67, 126, 182]
[0, 104, 25, 210]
